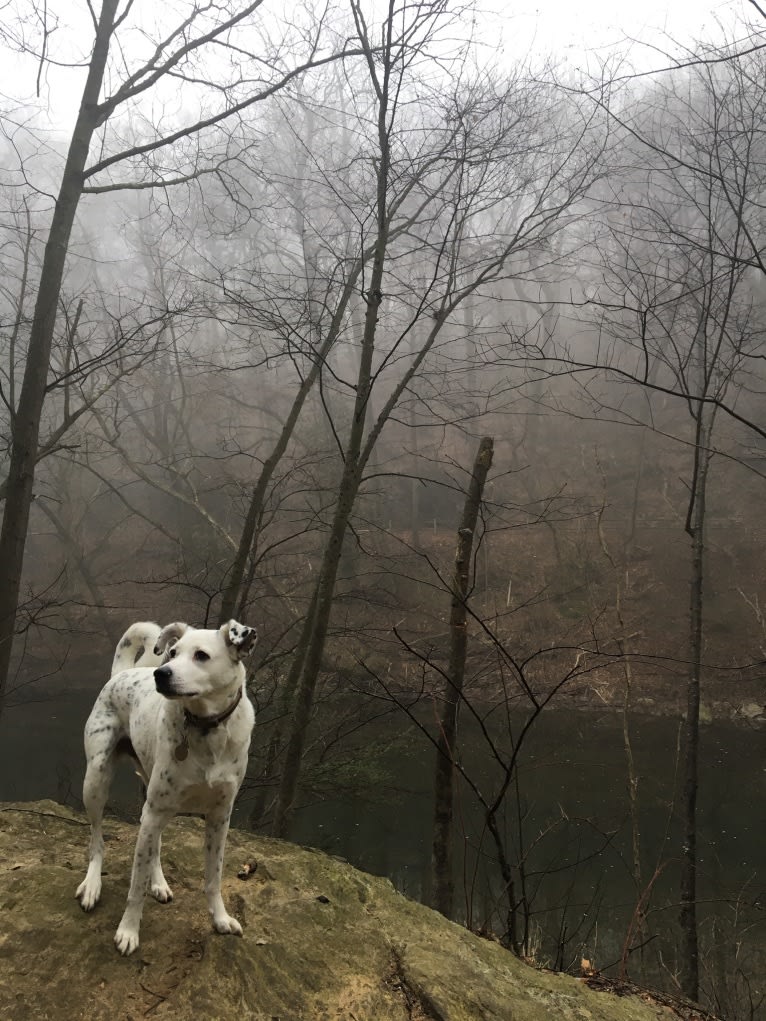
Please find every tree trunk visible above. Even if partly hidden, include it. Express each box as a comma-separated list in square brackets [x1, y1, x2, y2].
[36, 500, 116, 645]
[248, 584, 321, 828]
[271, 257, 383, 836]
[270, 0, 395, 836]
[218, 172, 363, 624]
[218, 371, 322, 624]
[229, 282, 364, 624]
[679, 415, 712, 1002]
[0, 0, 119, 718]
[271, 448, 366, 837]
[431, 436, 493, 918]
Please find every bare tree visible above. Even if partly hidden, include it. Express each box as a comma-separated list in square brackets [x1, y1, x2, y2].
[432, 435, 493, 917]
[536, 49, 766, 1000]
[270, 0, 607, 836]
[0, 0, 365, 715]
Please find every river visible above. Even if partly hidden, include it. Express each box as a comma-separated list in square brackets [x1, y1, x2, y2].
[1, 677, 764, 1017]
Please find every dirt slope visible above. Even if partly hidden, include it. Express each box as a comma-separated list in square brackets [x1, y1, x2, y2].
[1, 800, 675, 1021]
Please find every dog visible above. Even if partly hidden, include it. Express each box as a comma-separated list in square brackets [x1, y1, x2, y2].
[110, 621, 164, 676]
[76, 619, 257, 956]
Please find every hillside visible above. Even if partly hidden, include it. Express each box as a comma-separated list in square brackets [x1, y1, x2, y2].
[0, 800, 709, 1021]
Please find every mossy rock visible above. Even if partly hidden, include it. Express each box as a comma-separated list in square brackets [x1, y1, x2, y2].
[0, 800, 679, 1020]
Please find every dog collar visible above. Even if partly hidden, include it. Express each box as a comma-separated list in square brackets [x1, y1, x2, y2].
[185, 687, 243, 734]
[173, 689, 243, 760]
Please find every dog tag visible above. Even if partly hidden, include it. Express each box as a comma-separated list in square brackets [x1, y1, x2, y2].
[174, 736, 189, 761]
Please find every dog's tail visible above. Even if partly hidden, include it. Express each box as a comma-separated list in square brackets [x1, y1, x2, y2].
[111, 621, 163, 676]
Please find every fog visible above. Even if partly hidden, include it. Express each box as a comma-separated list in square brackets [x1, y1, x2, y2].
[1, 2, 764, 1017]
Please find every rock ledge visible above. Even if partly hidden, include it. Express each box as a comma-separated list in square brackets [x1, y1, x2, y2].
[1, 800, 673, 1020]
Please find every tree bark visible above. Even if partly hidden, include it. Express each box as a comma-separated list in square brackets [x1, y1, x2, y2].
[270, 267, 383, 836]
[679, 414, 712, 1002]
[0, 0, 120, 717]
[269, 0, 396, 838]
[431, 436, 493, 918]
[219, 267, 361, 625]
[267, 0, 597, 836]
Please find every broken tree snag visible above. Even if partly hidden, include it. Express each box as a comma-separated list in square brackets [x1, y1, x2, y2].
[432, 435, 494, 919]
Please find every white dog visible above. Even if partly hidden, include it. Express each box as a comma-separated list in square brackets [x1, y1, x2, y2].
[109, 620, 164, 677]
[76, 619, 257, 956]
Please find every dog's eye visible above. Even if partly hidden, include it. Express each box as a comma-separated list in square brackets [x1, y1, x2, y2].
[169, 648, 177, 658]
[193, 650, 210, 662]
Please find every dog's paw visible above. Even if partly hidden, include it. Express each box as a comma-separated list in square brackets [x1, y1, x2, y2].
[114, 924, 140, 956]
[212, 913, 243, 936]
[76, 877, 101, 911]
[150, 879, 173, 903]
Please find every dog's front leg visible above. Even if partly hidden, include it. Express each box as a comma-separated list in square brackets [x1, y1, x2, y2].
[204, 803, 241, 936]
[114, 803, 173, 956]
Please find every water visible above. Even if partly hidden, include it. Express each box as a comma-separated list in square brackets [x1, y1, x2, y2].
[1, 677, 764, 1017]
[293, 705, 765, 968]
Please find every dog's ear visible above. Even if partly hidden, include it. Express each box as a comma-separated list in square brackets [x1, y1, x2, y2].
[154, 622, 189, 657]
[221, 619, 258, 658]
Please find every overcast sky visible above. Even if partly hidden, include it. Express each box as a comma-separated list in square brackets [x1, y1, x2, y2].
[486, 0, 757, 70]
[0, 0, 760, 136]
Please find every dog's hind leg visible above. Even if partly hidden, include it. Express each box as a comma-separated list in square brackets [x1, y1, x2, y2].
[76, 748, 115, 911]
[148, 833, 173, 903]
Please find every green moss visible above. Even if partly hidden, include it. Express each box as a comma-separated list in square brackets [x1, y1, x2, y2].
[0, 801, 675, 1021]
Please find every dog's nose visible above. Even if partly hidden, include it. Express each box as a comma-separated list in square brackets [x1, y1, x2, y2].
[154, 666, 173, 694]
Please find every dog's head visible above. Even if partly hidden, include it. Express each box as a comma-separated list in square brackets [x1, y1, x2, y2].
[152, 620, 257, 700]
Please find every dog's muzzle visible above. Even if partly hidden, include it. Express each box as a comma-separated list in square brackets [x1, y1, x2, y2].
[154, 665, 179, 698]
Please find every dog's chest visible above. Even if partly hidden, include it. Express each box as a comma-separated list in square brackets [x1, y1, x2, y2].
[163, 729, 246, 807]
[176, 779, 236, 814]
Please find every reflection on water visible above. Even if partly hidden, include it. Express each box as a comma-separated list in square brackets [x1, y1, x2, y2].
[292, 705, 765, 993]
[1, 679, 764, 1016]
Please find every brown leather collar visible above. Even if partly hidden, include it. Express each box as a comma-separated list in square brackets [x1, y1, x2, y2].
[183, 688, 243, 736]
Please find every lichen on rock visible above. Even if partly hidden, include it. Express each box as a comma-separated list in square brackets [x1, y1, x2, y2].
[0, 800, 673, 1020]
